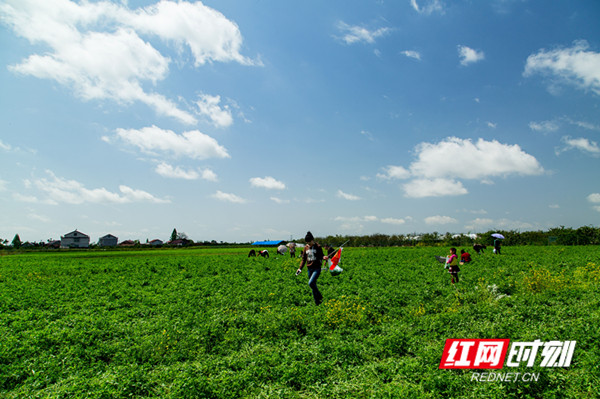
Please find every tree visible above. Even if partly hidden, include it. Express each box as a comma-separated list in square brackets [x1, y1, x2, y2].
[177, 231, 189, 240]
[12, 234, 22, 249]
[170, 228, 178, 243]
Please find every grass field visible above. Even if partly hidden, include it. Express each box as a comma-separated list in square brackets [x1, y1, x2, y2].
[1, 246, 599, 398]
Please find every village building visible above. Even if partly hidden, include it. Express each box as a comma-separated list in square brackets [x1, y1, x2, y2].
[60, 230, 90, 249]
[98, 234, 118, 247]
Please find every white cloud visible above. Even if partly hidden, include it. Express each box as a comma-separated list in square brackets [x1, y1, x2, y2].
[270, 197, 290, 204]
[464, 218, 534, 231]
[334, 216, 378, 223]
[360, 130, 375, 141]
[425, 215, 458, 225]
[27, 213, 51, 223]
[401, 50, 422, 61]
[250, 176, 286, 190]
[200, 169, 218, 182]
[31, 170, 169, 204]
[588, 193, 600, 203]
[156, 162, 199, 180]
[337, 190, 361, 200]
[126, 0, 259, 67]
[336, 21, 390, 45]
[114, 125, 229, 160]
[458, 45, 485, 66]
[568, 119, 600, 131]
[403, 178, 468, 198]
[410, 0, 444, 15]
[409, 137, 544, 180]
[377, 165, 411, 180]
[464, 218, 494, 231]
[0, 140, 12, 151]
[212, 190, 246, 204]
[155, 163, 218, 181]
[196, 94, 233, 128]
[380, 217, 406, 225]
[557, 136, 600, 157]
[379, 137, 544, 198]
[1, 0, 258, 124]
[524, 40, 600, 95]
[487, 122, 497, 129]
[529, 120, 559, 132]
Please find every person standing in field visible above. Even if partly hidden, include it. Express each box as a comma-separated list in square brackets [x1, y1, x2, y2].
[288, 242, 296, 258]
[445, 247, 460, 284]
[493, 238, 502, 255]
[296, 231, 328, 305]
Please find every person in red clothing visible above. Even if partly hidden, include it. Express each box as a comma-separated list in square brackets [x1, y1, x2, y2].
[460, 249, 471, 264]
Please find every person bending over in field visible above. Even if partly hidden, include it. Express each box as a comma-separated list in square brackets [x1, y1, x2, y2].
[445, 247, 460, 284]
[460, 249, 471, 264]
[473, 243, 486, 254]
[296, 231, 328, 305]
[258, 249, 269, 258]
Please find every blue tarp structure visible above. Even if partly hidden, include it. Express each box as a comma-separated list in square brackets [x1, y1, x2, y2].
[252, 240, 285, 246]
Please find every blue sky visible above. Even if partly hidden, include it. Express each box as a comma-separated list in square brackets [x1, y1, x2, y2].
[1, 0, 599, 244]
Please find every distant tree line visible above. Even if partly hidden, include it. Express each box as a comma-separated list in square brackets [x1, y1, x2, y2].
[316, 226, 600, 248]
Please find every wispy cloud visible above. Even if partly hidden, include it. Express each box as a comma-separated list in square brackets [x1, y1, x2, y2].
[464, 217, 535, 231]
[337, 190, 361, 200]
[529, 120, 560, 132]
[401, 50, 422, 61]
[212, 190, 246, 204]
[336, 21, 390, 45]
[110, 125, 230, 160]
[155, 162, 217, 181]
[380, 217, 406, 225]
[425, 215, 458, 225]
[270, 197, 290, 204]
[0, 139, 12, 151]
[29, 170, 169, 205]
[404, 178, 468, 198]
[410, 0, 444, 15]
[557, 136, 600, 157]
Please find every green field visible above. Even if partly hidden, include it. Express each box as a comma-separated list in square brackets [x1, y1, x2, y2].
[1, 246, 599, 398]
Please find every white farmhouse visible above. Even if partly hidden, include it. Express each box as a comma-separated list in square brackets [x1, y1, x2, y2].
[60, 230, 90, 248]
[99, 234, 118, 247]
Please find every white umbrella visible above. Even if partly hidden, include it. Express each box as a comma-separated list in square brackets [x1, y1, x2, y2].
[491, 233, 505, 239]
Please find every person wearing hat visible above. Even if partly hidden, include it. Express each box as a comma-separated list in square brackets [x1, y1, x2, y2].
[296, 231, 328, 305]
